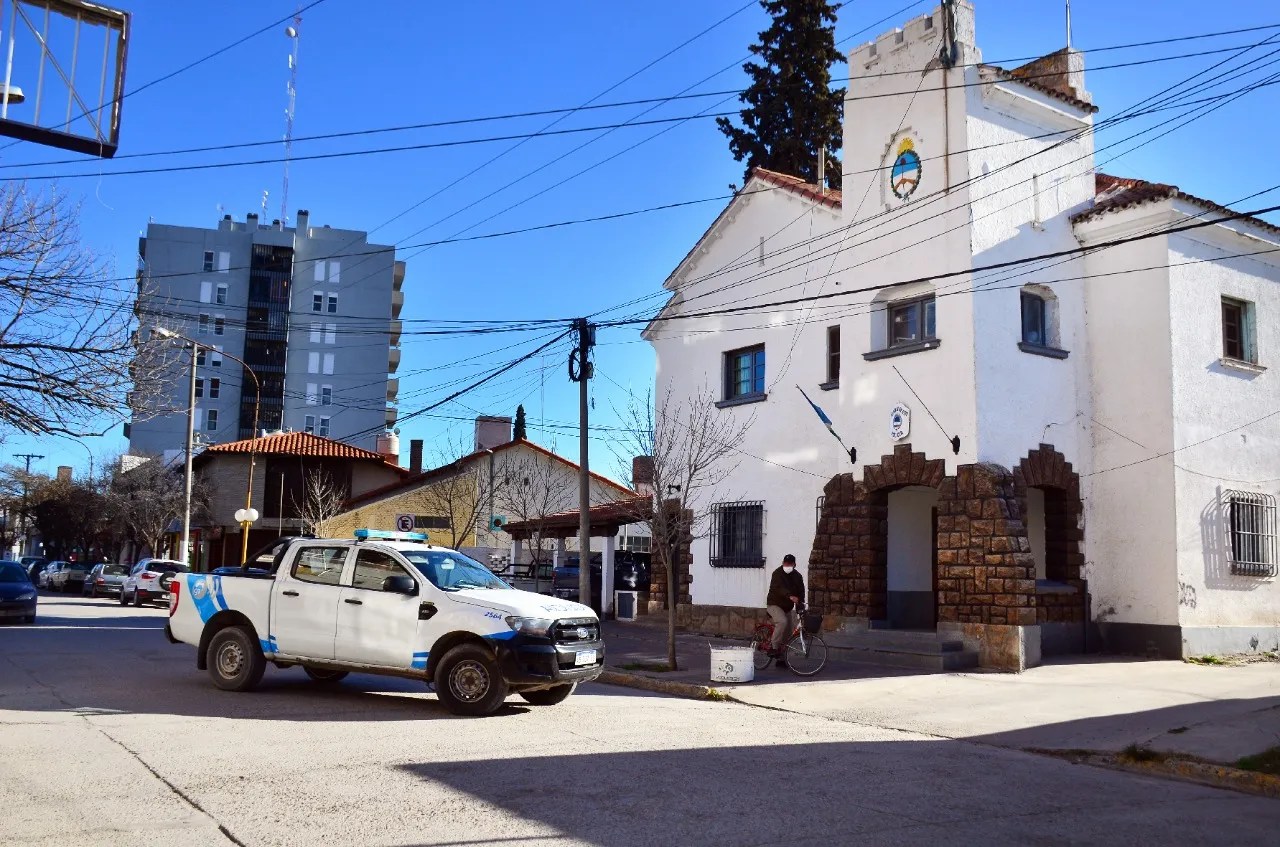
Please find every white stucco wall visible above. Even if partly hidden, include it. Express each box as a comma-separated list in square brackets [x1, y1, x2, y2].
[1166, 225, 1280, 631]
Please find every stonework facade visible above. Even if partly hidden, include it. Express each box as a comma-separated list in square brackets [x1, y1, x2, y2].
[646, 501, 693, 613]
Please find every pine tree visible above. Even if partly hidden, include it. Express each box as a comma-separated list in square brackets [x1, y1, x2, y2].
[716, 0, 845, 190]
[513, 404, 527, 441]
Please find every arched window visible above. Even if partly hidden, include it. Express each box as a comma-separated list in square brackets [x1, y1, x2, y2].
[1019, 284, 1066, 357]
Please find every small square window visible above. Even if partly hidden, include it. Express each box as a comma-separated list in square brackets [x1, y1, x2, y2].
[889, 296, 935, 346]
[329, 261, 341, 282]
[196, 348, 206, 367]
[209, 378, 220, 400]
[1222, 297, 1257, 364]
[206, 409, 219, 431]
[304, 414, 315, 434]
[312, 293, 323, 313]
[723, 345, 765, 401]
[327, 294, 338, 314]
[213, 316, 225, 336]
[202, 250, 214, 272]
[314, 261, 326, 283]
[216, 283, 228, 305]
[217, 251, 230, 272]
[1021, 292, 1047, 346]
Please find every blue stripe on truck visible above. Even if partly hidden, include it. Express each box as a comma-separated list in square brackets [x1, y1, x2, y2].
[411, 650, 429, 670]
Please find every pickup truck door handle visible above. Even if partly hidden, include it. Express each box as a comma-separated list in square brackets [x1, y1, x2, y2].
[419, 602, 437, 621]
[281, 590, 299, 597]
[344, 598, 363, 606]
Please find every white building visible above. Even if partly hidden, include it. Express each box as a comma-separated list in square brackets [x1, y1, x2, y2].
[645, 2, 1279, 668]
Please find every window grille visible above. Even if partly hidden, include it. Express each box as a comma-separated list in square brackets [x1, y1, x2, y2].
[815, 494, 826, 532]
[710, 501, 765, 568]
[1225, 491, 1277, 576]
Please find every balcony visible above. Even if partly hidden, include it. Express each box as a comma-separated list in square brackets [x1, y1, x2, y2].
[385, 406, 398, 427]
[387, 378, 399, 402]
[389, 319, 402, 347]
[388, 346, 401, 374]
[391, 288, 404, 318]
[392, 260, 405, 291]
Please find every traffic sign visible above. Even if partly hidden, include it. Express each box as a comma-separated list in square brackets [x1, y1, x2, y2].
[395, 514, 415, 533]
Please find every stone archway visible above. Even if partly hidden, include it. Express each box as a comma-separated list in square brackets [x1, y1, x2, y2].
[1014, 444, 1086, 653]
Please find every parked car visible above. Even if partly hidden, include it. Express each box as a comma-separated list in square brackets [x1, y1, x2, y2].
[82, 563, 131, 598]
[551, 551, 651, 608]
[38, 561, 66, 590]
[120, 559, 190, 607]
[49, 560, 91, 592]
[25, 559, 49, 584]
[0, 560, 37, 624]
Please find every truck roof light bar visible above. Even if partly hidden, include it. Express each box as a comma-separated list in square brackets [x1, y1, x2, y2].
[354, 529, 428, 542]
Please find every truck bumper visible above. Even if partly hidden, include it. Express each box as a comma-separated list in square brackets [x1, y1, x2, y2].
[493, 637, 605, 688]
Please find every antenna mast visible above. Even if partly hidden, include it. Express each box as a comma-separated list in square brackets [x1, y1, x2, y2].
[282, 7, 302, 226]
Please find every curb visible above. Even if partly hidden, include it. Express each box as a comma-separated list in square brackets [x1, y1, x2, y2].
[597, 669, 730, 701]
[1109, 756, 1280, 799]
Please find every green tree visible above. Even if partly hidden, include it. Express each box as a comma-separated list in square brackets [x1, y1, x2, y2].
[716, 0, 845, 190]
[513, 404, 527, 441]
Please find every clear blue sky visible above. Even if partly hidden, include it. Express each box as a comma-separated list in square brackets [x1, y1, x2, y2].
[3, 0, 1277, 486]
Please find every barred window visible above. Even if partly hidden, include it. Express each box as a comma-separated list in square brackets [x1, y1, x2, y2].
[710, 501, 765, 568]
[1226, 491, 1277, 576]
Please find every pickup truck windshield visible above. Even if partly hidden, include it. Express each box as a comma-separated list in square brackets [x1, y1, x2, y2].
[401, 550, 510, 591]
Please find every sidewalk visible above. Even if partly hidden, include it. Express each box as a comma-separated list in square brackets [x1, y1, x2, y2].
[599, 617, 1280, 771]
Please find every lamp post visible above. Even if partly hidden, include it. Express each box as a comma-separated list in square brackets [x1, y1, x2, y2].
[154, 327, 261, 568]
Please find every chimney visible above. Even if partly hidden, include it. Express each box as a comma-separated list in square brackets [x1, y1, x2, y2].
[632, 456, 655, 497]
[56, 465, 73, 483]
[474, 415, 512, 452]
[296, 209, 309, 233]
[409, 439, 423, 475]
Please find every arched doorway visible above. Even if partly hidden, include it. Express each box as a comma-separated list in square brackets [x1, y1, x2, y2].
[1015, 445, 1086, 654]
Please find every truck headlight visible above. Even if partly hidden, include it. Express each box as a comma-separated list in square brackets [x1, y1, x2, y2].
[505, 616, 554, 637]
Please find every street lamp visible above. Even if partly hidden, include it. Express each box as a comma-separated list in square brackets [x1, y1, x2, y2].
[153, 327, 261, 568]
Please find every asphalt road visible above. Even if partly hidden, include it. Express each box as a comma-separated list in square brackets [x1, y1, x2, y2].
[2, 593, 1278, 847]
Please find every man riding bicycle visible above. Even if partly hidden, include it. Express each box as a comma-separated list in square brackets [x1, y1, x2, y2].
[766, 554, 804, 667]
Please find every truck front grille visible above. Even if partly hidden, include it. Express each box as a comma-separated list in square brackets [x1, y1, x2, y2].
[552, 619, 599, 643]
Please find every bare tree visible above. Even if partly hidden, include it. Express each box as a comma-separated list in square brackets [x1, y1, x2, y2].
[106, 455, 190, 560]
[612, 385, 754, 671]
[405, 436, 507, 550]
[0, 184, 166, 437]
[499, 448, 576, 590]
[293, 469, 347, 536]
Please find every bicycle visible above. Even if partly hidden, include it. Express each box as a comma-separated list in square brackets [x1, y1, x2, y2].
[750, 604, 828, 677]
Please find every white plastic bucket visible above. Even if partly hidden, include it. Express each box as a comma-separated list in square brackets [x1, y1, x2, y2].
[709, 646, 755, 684]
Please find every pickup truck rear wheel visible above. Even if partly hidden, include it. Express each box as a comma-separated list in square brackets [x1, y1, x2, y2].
[435, 644, 508, 717]
[303, 667, 348, 684]
[207, 626, 266, 692]
[519, 683, 576, 706]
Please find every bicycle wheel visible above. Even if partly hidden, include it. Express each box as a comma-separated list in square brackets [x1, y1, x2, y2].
[749, 624, 775, 671]
[784, 632, 828, 677]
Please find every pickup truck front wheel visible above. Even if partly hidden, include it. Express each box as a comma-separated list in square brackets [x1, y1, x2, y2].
[208, 626, 266, 692]
[435, 644, 508, 717]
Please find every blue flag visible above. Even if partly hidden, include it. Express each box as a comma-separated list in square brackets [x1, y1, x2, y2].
[796, 385, 856, 464]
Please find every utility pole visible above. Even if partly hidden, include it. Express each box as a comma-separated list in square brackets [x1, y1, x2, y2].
[15, 453, 43, 557]
[570, 319, 594, 611]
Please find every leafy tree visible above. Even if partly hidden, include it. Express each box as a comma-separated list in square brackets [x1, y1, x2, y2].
[716, 0, 846, 190]
[513, 404, 528, 441]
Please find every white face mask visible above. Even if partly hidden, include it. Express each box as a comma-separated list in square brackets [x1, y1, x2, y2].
[782, 565, 795, 573]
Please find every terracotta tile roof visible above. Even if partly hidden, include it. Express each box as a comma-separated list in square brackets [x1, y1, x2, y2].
[981, 63, 1099, 114]
[1072, 173, 1280, 237]
[502, 496, 653, 539]
[751, 168, 843, 209]
[199, 431, 395, 462]
[341, 438, 636, 510]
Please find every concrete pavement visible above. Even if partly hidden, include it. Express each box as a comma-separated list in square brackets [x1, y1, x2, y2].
[2, 594, 1278, 846]
[605, 617, 1280, 765]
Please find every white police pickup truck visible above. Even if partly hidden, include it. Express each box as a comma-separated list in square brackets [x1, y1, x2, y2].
[166, 530, 604, 716]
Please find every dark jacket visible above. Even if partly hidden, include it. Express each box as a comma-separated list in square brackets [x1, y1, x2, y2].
[766, 566, 805, 612]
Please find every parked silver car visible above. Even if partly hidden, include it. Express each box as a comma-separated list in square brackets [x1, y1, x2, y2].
[48, 560, 90, 592]
[82, 563, 130, 598]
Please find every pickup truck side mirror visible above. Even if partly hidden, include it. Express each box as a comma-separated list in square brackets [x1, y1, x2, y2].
[382, 575, 417, 595]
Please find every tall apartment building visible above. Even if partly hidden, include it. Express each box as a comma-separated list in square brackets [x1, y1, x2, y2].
[128, 210, 404, 454]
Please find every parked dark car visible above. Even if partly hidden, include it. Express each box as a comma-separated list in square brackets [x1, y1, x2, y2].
[0, 560, 37, 624]
[551, 551, 650, 609]
[24, 559, 49, 584]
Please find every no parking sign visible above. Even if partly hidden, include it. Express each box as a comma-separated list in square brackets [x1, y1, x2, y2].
[395, 514, 415, 533]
